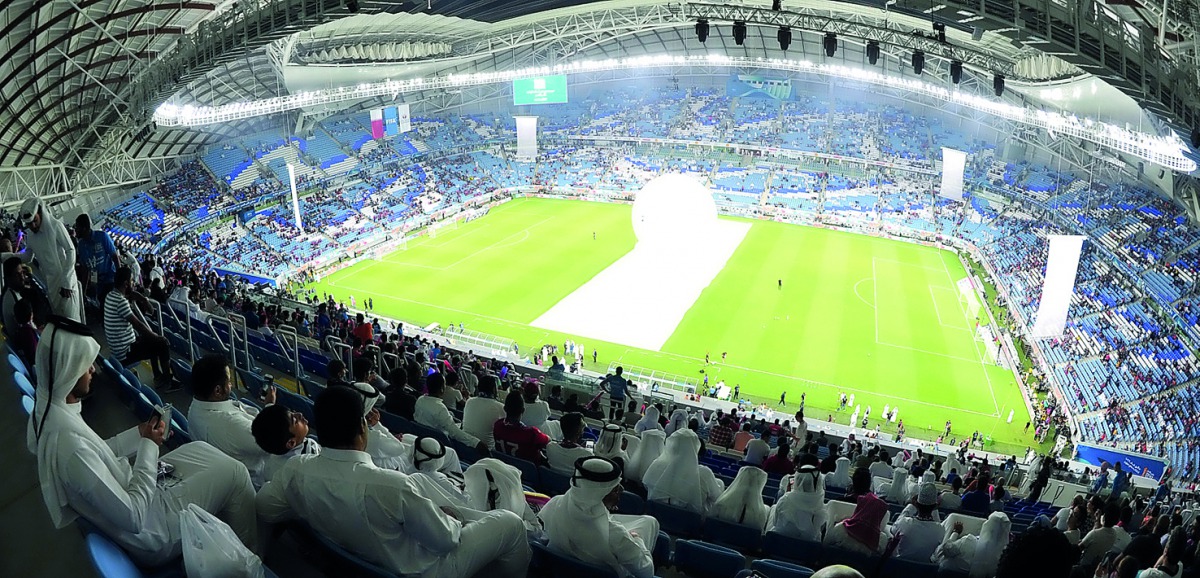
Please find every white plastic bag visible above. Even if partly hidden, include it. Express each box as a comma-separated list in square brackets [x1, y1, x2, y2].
[180, 503, 264, 578]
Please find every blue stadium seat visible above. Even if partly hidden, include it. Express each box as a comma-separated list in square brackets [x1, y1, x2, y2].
[734, 559, 815, 578]
[493, 452, 540, 489]
[703, 517, 763, 552]
[274, 387, 315, 425]
[377, 410, 411, 436]
[673, 540, 746, 578]
[538, 466, 571, 495]
[820, 545, 877, 574]
[881, 556, 939, 578]
[21, 395, 33, 418]
[84, 532, 154, 578]
[762, 532, 822, 567]
[295, 522, 410, 578]
[13, 371, 35, 398]
[8, 353, 30, 380]
[531, 541, 620, 578]
[618, 491, 645, 515]
[646, 500, 704, 538]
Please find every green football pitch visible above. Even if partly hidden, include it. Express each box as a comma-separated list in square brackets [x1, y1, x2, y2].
[310, 197, 1037, 455]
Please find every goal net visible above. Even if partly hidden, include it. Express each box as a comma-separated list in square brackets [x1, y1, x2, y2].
[956, 278, 983, 321]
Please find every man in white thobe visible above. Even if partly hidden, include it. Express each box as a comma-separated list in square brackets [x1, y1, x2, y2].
[539, 456, 659, 578]
[256, 386, 530, 578]
[767, 465, 827, 542]
[642, 429, 725, 515]
[18, 197, 84, 322]
[415, 373, 488, 454]
[28, 318, 257, 566]
[187, 354, 273, 488]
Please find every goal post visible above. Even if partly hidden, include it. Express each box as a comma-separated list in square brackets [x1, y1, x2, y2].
[956, 277, 983, 321]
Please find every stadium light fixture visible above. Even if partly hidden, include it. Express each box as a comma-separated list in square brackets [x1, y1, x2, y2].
[933, 22, 946, 43]
[866, 40, 880, 65]
[993, 73, 1005, 97]
[695, 19, 709, 44]
[733, 21, 747, 45]
[823, 32, 837, 58]
[911, 50, 925, 75]
[950, 60, 963, 84]
[777, 27, 792, 51]
[151, 54, 1197, 172]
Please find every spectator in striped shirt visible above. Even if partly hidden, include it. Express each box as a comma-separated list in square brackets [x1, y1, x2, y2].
[104, 266, 176, 390]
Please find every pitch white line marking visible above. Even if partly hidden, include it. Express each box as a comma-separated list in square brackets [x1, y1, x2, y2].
[854, 278, 875, 309]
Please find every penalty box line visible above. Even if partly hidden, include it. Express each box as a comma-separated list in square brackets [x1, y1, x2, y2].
[872, 256, 1001, 417]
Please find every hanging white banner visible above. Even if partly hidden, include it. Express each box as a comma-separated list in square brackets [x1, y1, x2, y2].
[1030, 235, 1086, 338]
[515, 116, 538, 161]
[287, 163, 304, 233]
[939, 147, 967, 201]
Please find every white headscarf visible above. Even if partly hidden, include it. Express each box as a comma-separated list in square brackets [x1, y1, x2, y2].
[463, 458, 539, 531]
[891, 451, 907, 467]
[634, 406, 662, 434]
[970, 512, 1011, 578]
[538, 457, 626, 573]
[626, 429, 665, 483]
[826, 457, 852, 490]
[665, 409, 689, 436]
[885, 466, 909, 503]
[594, 424, 629, 469]
[744, 439, 771, 466]
[908, 470, 936, 500]
[28, 320, 103, 528]
[643, 429, 707, 512]
[945, 453, 963, 480]
[411, 436, 446, 473]
[769, 465, 826, 541]
[710, 466, 769, 529]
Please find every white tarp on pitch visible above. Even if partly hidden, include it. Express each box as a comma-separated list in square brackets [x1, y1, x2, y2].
[532, 174, 750, 351]
[1031, 235, 1086, 338]
[515, 116, 538, 160]
[940, 147, 967, 201]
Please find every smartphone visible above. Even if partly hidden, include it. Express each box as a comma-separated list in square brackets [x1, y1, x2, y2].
[155, 404, 173, 438]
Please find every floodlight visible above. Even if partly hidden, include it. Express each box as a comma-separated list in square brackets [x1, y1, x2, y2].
[823, 32, 837, 57]
[733, 21, 747, 45]
[993, 73, 1005, 97]
[912, 50, 925, 75]
[695, 19, 709, 43]
[950, 60, 962, 84]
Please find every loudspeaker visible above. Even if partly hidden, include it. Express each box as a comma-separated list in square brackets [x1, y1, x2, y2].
[695, 19, 709, 44]
[778, 27, 792, 51]
[823, 32, 837, 57]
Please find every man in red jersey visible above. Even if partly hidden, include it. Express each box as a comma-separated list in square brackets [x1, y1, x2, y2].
[493, 391, 550, 465]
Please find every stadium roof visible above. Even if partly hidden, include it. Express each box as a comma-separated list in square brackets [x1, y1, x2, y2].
[1, 0, 1198, 207]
